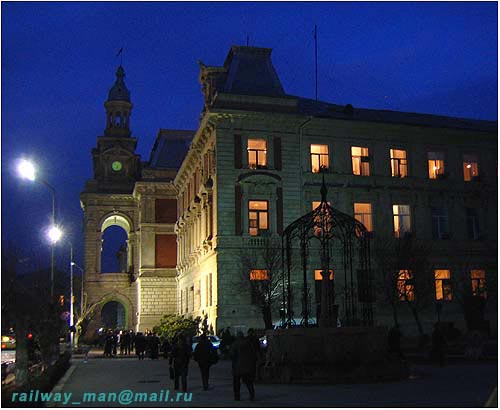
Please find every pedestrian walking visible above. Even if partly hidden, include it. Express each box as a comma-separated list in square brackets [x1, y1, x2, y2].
[103, 330, 114, 357]
[135, 332, 146, 360]
[170, 334, 191, 392]
[431, 324, 446, 366]
[112, 330, 119, 356]
[231, 331, 257, 401]
[149, 332, 160, 359]
[388, 324, 403, 358]
[122, 331, 131, 355]
[161, 337, 171, 360]
[193, 333, 218, 390]
[247, 329, 261, 379]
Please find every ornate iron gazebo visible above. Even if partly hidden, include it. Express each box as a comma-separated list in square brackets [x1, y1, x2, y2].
[281, 177, 373, 327]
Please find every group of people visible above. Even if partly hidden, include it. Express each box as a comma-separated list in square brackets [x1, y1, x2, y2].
[102, 329, 162, 359]
[167, 329, 260, 401]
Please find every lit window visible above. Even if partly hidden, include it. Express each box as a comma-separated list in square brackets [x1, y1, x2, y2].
[463, 154, 479, 182]
[390, 149, 408, 178]
[314, 269, 334, 304]
[352, 147, 370, 176]
[428, 152, 445, 179]
[250, 269, 269, 304]
[354, 203, 373, 232]
[314, 269, 334, 280]
[397, 270, 414, 301]
[466, 208, 480, 240]
[249, 200, 268, 236]
[435, 270, 452, 301]
[311, 144, 329, 173]
[431, 207, 450, 239]
[250, 269, 270, 280]
[471, 270, 487, 298]
[248, 139, 267, 169]
[393, 205, 411, 238]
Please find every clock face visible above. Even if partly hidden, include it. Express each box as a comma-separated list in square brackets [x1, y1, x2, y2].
[111, 161, 123, 172]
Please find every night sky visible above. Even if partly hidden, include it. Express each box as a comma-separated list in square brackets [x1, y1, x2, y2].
[2, 2, 497, 274]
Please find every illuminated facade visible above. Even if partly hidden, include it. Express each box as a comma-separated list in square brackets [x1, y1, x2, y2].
[83, 46, 497, 336]
[175, 46, 497, 335]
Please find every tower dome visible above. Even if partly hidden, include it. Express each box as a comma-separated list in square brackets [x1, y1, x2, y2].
[107, 66, 131, 102]
[104, 65, 132, 137]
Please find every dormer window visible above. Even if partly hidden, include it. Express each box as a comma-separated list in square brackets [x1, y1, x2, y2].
[247, 139, 267, 169]
[352, 147, 370, 176]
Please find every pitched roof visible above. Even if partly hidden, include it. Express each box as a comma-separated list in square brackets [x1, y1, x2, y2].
[222, 46, 285, 97]
[148, 129, 194, 169]
[296, 97, 497, 132]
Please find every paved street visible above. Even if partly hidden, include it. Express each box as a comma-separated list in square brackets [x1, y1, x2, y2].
[30, 351, 497, 408]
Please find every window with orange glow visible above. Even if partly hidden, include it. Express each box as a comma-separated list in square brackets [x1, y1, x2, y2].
[354, 203, 373, 232]
[428, 152, 445, 179]
[390, 149, 408, 178]
[434, 269, 452, 301]
[352, 146, 370, 176]
[471, 270, 487, 298]
[463, 154, 479, 181]
[248, 200, 268, 236]
[393, 205, 411, 238]
[247, 139, 267, 169]
[397, 270, 414, 301]
[314, 269, 334, 280]
[311, 144, 329, 173]
[250, 269, 269, 280]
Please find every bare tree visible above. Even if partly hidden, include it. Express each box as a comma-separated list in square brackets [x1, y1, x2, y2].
[239, 237, 283, 329]
[73, 293, 106, 347]
[374, 235, 434, 337]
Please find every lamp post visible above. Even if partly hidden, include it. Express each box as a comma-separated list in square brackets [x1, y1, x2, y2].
[18, 159, 59, 297]
[69, 245, 75, 351]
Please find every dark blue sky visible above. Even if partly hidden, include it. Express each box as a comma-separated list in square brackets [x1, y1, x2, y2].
[2, 2, 497, 272]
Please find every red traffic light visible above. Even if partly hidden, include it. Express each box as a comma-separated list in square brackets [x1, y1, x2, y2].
[27, 333, 33, 339]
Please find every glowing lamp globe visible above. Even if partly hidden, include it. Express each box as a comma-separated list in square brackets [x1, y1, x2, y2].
[18, 159, 36, 181]
[47, 226, 63, 244]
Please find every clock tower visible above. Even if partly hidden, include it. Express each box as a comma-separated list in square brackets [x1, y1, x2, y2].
[90, 65, 141, 193]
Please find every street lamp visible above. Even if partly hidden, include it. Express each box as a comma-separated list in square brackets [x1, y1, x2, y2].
[17, 158, 58, 298]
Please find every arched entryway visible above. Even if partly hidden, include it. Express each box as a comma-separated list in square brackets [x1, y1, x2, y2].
[101, 301, 127, 329]
[98, 213, 134, 274]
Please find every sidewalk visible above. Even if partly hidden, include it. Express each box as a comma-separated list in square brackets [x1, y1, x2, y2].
[46, 348, 497, 407]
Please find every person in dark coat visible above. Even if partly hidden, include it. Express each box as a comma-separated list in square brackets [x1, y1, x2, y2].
[112, 330, 119, 356]
[135, 332, 146, 360]
[161, 337, 171, 359]
[194, 333, 217, 390]
[388, 325, 403, 358]
[170, 335, 191, 392]
[431, 324, 446, 366]
[231, 332, 257, 401]
[129, 330, 136, 352]
[103, 330, 114, 357]
[149, 332, 160, 359]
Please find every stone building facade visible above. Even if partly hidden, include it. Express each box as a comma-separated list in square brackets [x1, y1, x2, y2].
[175, 46, 497, 336]
[80, 67, 191, 332]
[82, 46, 497, 336]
